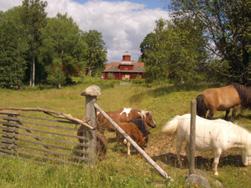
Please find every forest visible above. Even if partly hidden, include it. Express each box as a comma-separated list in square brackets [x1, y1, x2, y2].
[140, 0, 250, 84]
[0, 0, 250, 88]
[0, 0, 107, 88]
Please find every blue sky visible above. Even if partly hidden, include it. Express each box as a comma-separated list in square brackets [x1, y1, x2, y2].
[0, 0, 171, 61]
[74, 0, 171, 10]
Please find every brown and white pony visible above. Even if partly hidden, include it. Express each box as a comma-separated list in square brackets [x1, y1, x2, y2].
[196, 83, 251, 120]
[96, 107, 157, 134]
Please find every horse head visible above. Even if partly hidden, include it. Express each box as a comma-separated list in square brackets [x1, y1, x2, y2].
[140, 110, 157, 128]
[196, 94, 207, 118]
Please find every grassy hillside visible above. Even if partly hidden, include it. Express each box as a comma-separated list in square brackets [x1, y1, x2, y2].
[0, 81, 251, 187]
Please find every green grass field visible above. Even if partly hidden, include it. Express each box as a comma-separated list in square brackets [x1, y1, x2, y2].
[0, 80, 251, 187]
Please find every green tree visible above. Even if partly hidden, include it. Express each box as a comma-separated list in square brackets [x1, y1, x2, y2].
[140, 20, 169, 82]
[21, 0, 47, 87]
[82, 30, 107, 76]
[140, 18, 207, 84]
[0, 8, 28, 88]
[41, 14, 88, 84]
[171, 0, 251, 83]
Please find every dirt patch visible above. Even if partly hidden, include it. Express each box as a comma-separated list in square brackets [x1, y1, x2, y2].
[145, 133, 176, 156]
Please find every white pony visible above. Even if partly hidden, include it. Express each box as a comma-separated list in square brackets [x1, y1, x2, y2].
[162, 114, 251, 175]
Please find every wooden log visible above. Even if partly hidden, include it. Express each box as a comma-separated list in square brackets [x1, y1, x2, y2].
[0, 148, 87, 166]
[11, 119, 76, 131]
[0, 107, 93, 129]
[0, 111, 19, 116]
[18, 114, 76, 124]
[0, 121, 88, 140]
[0, 136, 88, 152]
[94, 103, 172, 180]
[189, 99, 196, 175]
[0, 129, 89, 146]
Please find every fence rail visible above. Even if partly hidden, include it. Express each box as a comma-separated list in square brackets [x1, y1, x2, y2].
[0, 108, 92, 165]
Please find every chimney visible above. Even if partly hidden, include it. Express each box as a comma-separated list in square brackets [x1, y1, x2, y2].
[122, 52, 131, 61]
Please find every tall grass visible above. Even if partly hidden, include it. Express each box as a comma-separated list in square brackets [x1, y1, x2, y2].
[0, 80, 251, 187]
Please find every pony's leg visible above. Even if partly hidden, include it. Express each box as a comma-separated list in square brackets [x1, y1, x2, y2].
[207, 109, 215, 119]
[127, 142, 131, 156]
[123, 139, 131, 156]
[224, 109, 230, 120]
[212, 149, 222, 176]
[185, 144, 190, 165]
[232, 107, 237, 119]
[232, 105, 241, 119]
[176, 139, 183, 167]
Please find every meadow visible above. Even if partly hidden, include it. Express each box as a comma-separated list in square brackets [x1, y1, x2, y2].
[0, 79, 251, 188]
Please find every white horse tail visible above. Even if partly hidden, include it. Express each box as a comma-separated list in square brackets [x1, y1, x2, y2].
[162, 115, 180, 135]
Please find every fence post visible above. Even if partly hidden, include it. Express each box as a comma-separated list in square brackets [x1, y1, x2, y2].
[81, 85, 101, 164]
[189, 99, 196, 175]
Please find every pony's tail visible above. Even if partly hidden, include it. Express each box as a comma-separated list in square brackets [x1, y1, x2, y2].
[196, 94, 207, 117]
[162, 116, 180, 135]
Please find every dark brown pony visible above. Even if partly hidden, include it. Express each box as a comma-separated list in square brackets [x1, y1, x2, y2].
[196, 83, 251, 120]
[116, 121, 146, 155]
[96, 108, 156, 134]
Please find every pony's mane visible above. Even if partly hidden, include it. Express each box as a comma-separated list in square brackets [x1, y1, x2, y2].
[232, 83, 251, 108]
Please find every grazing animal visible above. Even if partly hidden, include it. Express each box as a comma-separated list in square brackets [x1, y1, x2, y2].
[116, 122, 147, 155]
[96, 108, 156, 133]
[196, 84, 243, 120]
[131, 118, 150, 143]
[162, 114, 251, 175]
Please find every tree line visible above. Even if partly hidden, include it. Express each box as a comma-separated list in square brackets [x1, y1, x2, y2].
[0, 0, 107, 88]
[140, 0, 250, 84]
[0, 0, 250, 88]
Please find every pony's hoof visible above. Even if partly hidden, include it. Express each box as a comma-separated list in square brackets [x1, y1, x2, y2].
[214, 172, 219, 176]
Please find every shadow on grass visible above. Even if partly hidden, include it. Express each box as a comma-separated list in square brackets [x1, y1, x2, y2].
[111, 143, 131, 155]
[107, 137, 117, 143]
[152, 152, 243, 170]
[129, 83, 222, 104]
[238, 114, 251, 120]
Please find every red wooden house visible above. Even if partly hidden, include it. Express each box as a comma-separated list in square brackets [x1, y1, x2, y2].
[102, 53, 144, 80]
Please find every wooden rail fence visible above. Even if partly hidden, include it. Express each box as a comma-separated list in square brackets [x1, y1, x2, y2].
[0, 108, 92, 166]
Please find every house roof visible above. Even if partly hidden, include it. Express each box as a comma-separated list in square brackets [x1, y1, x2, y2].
[103, 61, 144, 73]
